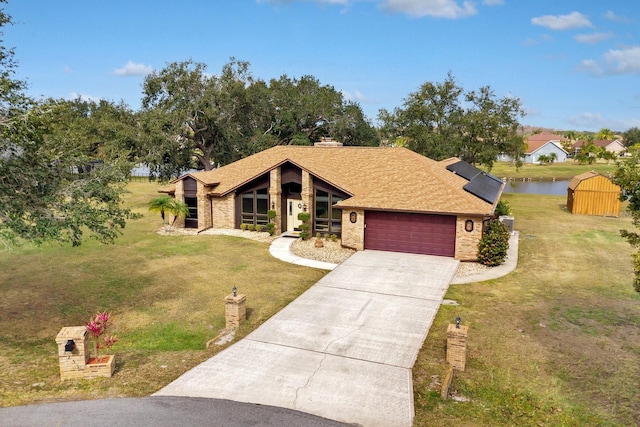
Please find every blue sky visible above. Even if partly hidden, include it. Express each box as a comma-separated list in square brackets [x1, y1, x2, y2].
[5, 0, 640, 132]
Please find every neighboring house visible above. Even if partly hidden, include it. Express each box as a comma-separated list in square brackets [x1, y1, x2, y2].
[499, 131, 568, 164]
[567, 171, 621, 217]
[572, 139, 626, 156]
[161, 141, 504, 260]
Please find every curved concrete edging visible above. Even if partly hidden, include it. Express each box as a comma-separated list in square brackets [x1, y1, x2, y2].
[451, 231, 519, 284]
[269, 237, 338, 270]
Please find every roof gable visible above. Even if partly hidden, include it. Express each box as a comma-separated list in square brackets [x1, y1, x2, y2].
[526, 140, 568, 155]
[176, 146, 499, 215]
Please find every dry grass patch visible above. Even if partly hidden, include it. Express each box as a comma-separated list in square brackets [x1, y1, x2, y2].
[414, 193, 640, 426]
[0, 181, 326, 407]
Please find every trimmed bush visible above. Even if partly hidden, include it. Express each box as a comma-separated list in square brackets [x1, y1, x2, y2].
[240, 223, 248, 231]
[248, 224, 255, 232]
[477, 219, 510, 266]
[265, 222, 275, 236]
[255, 224, 264, 233]
[495, 200, 511, 217]
[298, 212, 311, 240]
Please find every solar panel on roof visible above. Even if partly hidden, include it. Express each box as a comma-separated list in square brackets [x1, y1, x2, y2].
[463, 173, 504, 204]
[446, 161, 483, 181]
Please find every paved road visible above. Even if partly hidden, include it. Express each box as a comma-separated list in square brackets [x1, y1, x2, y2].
[156, 250, 459, 426]
[0, 396, 350, 427]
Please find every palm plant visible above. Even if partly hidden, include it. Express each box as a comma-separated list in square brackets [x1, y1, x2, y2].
[169, 200, 190, 226]
[148, 196, 174, 225]
[149, 196, 190, 229]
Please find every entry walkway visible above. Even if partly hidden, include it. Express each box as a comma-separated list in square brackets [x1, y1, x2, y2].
[155, 250, 459, 426]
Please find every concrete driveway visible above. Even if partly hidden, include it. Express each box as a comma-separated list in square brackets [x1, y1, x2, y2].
[155, 250, 459, 426]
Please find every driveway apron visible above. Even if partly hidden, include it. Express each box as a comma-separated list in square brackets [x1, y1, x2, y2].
[155, 250, 459, 427]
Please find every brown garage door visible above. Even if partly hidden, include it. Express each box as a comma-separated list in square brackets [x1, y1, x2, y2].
[364, 211, 456, 257]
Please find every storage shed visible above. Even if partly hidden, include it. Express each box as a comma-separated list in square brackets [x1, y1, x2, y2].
[567, 171, 621, 217]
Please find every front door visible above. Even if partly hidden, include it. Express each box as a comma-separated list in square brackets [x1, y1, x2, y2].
[286, 199, 304, 232]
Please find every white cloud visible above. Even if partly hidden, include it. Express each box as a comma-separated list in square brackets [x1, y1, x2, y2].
[342, 89, 372, 103]
[382, 0, 477, 19]
[113, 60, 153, 76]
[603, 46, 640, 74]
[604, 10, 632, 23]
[67, 92, 100, 102]
[574, 32, 614, 44]
[482, 0, 503, 5]
[569, 112, 640, 132]
[531, 11, 593, 31]
[576, 59, 603, 75]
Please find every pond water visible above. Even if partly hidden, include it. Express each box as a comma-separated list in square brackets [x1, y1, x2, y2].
[501, 180, 569, 195]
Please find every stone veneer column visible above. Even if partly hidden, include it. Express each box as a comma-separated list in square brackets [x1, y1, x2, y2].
[301, 170, 313, 215]
[225, 293, 246, 329]
[455, 216, 483, 260]
[341, 208, 365, 250]
[197, 181, 211, 229]
[446, 323, 469, 371]
[269, 168, 282, 234]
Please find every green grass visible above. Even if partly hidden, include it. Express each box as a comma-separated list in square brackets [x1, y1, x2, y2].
[2, 183, 639, 426]
[482, 161, 618, 180]
[0, 181, 326, 406]
[413, 193, 640, 426]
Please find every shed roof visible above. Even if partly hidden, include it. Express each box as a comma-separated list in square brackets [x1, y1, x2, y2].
[173, 146, 500, 216]
[568, 171, 606, 190]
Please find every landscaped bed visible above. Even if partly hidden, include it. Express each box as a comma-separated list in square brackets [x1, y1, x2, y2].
[1, 181, 639, 426]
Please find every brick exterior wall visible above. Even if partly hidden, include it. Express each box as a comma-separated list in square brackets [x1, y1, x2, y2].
[341, 208, 365, 250]
[269, 168, 282, 235]
[301, 170, 313, 214]
[455, 216, 483, 261]
[197, 181, 211, 229]
[211, 193, 236, 229]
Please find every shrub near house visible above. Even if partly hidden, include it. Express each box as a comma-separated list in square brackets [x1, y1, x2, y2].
[477, 219, 510, 266]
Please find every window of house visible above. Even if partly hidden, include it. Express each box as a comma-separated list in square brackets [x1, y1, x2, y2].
[241, 188, 269, 226]
[184, 197, 198, 228]
[314, 189, 343, 234]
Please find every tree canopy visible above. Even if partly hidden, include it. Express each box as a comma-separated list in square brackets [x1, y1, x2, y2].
[613, 145, 640, 292]
[378, 73, 525, 168]
[140, 59, 379, 180]
[623, 127, 640, 147]
[0, 5, 139, 246]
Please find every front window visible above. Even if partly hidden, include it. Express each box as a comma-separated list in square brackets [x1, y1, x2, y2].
[241, 188, 269, 226]
[184, 197, 198, 228]
[314, 189, 343, 234]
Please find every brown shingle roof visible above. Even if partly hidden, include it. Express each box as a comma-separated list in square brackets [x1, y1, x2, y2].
[178, 146, 498, 216]
[525, 132, 567, 154]
[568, 171, 599, 190]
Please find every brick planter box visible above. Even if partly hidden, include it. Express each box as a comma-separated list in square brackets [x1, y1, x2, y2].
[85, 355, 116, 378]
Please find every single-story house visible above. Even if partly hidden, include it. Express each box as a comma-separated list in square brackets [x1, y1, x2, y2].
[572, 139, 626, 156]
[499, 132, 568, 164]
[161, 141, 504, 260]
[567, 171, 621, 217]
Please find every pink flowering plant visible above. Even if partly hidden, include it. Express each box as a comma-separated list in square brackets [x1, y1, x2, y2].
[85, 310, 118, 362]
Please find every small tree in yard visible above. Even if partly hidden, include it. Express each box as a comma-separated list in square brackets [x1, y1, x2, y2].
[613, 145, 640, 292]
[297, 212, 311, 240]
[477, 219, 510, 266]
[149, 196, 190, 229]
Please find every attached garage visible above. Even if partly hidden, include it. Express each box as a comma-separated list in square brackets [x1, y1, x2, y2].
[364, 211, 456, 257]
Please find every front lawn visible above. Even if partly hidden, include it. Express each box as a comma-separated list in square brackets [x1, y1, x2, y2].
[483, 161, 618, 180]
[2, 182, 639, 427]
[414, 193, 640, 426]
[0, 181, 326, 406]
